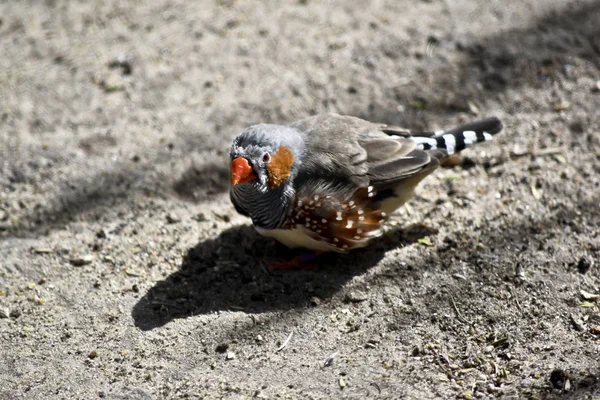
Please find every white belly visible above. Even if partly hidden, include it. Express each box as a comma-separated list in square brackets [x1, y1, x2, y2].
[256, 226, 340, 252]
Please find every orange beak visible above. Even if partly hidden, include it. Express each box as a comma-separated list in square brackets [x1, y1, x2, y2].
[230, 157, 257, 185]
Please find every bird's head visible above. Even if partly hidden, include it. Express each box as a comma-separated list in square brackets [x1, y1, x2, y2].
[229, 124, 304, 228]
[229, 124, 304, 191]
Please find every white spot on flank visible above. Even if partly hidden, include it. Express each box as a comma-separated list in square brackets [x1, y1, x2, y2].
[442, 133, 456, 155]
[349, 201, 355, 206]
[305, 223, 310, 227]
[342, 204, 348, 209]
[357, 209, 364, 215]
[483, 132, 493, 141]
[357, 229, 363, 234]
[354, 236, 361, 240]
[346, 220, 354, 229]
[298, 200, 303, 206]
[336, 211, 342, 221]
[358, 216, 365, 221]
[321, 218, 327, 223]
[367, 186, 373, 193]
[333, 238, 339, 243]
[309, 200, 314, 205]
[381, 212, 387, 217]
[368, 192, 374, 198]
[314, 195, 319, 201]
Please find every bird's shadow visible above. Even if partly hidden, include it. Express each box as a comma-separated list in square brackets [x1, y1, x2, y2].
[131, 223, 435, 330]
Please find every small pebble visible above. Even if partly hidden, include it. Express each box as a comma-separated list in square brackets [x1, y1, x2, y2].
[88, 350, 98, 359]
[166, 213, 181, 224]
[0, 307, 9, 318]
[343, 291, 367, 303]
[310, 297, 321, 307]
[570, 314, 585, 332]
[339, 377, 346, 388]
[70, 254, 94, 266]
[10, 309, 21, 318]
[256, 335, 263, 342]
[226, 351, 236, 360]
[193, 213, 208, 222]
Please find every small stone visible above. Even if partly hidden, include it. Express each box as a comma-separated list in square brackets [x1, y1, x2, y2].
[554, 101, 570, 111]
[0, 307, 9, 318]
[339, 377, 346, 388]
[226, 351, 236, 360]
[96, 229, 108, 239]
[343, 291, 367, 303]
[593, 80, 600, 92]
[550, 369, 567, 389]
[70, 254, 94, 266]
[577, 256, 593, 274]
[310, 297, 321, 307]
[9, 309, 21, 318]
[463, 391, 473, 400]
[256, 335, 263, 342]
[88, 350, 98, 359]
[570, 313, 585, 332]
[166, 213, 181, 224]
[590, 326, 600, 335]
[193, 213, 208, 222]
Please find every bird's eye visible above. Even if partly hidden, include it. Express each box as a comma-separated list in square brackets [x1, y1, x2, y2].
[262, 153, 271, 163]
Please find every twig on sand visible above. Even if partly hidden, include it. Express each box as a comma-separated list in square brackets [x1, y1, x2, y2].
[276, 331, 293, 352]
[450, 295, 473, 326]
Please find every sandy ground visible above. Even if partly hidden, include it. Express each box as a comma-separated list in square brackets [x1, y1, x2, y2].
[1, 0, 600, 398]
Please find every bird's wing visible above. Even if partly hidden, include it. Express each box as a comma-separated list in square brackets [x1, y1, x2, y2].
[291, 113, 374, 188]
[292, 113, 442, 192]
[359, 135, 443, 190]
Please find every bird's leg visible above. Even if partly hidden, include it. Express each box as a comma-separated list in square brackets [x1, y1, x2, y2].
[266, 251, 324, 271]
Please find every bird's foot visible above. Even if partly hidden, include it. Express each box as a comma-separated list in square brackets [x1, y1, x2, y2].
[265, 251, 323, 272]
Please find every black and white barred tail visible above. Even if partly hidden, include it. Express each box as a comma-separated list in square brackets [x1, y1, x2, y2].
[411, 117, 503, 155]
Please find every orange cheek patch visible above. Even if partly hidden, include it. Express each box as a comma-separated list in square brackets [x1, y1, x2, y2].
[267, 146, 294, 188]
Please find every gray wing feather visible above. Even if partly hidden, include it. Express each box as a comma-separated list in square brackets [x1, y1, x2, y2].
[291, 113, 444, 191]
[292, 113, 374, 187]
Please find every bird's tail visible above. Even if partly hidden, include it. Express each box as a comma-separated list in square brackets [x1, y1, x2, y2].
[411, 117, 503, 155]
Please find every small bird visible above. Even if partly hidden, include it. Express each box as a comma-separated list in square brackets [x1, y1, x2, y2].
[229, 113, 502, 258]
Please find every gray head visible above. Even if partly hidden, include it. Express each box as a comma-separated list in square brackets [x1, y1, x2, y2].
[229, 124, 305, 229]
